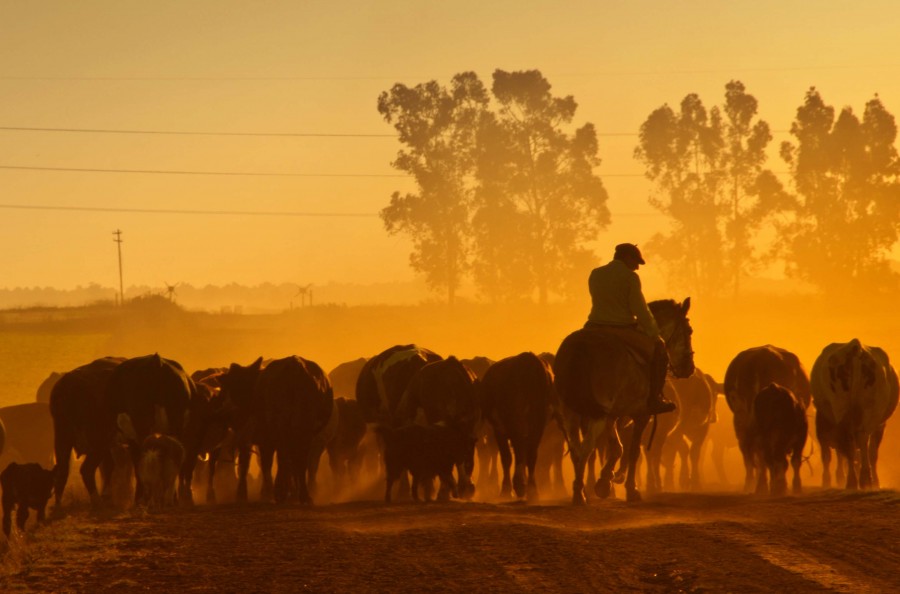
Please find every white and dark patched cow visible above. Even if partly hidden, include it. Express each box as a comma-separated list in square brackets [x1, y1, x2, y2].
[811, 339, 899, 490]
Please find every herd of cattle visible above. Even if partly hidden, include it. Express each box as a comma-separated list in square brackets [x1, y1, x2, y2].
[0, 330, 897, 537]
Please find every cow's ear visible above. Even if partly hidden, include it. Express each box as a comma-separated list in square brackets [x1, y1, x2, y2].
[682, 297, 691, 315]
[250, 357, 263, 371]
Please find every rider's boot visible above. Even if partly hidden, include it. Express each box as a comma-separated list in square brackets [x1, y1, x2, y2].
[646, 339, 676, 415]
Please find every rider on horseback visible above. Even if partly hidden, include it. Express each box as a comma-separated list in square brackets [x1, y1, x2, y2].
[584, 243, 676, 415]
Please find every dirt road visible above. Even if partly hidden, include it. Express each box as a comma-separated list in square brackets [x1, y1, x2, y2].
[2, 490, 899, 593]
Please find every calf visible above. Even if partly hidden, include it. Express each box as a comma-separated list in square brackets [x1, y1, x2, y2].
[138, 433, 185, 510]
[1, 462, 54, 537]
[381, 424, 474, 503]
[750, 383, 808, 496]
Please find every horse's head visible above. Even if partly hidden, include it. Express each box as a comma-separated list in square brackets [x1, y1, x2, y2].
[649, 298, 695, 379]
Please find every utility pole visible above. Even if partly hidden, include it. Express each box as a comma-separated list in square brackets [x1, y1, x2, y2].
[113, 229, 124, 306]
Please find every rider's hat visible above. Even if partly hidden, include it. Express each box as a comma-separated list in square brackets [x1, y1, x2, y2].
[614, 243, 646, 265]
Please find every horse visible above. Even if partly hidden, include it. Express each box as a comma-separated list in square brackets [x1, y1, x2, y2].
[554, 298, 695, 505]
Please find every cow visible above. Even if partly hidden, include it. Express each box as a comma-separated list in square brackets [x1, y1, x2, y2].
[380, 424, 472, 503]
[481, 352, 553, 501]
[137, 433, 185, 510]
[642, 380, 681, 494]
[395, 357, 480, 500]
[184, 371, 235, 503]
[810, 339, 899, 490]
[322, 398, 367, 497]
[659, 368, 718, 491]
[49, 356, 127, 506]
[36, 371, 62, 404]
[534, 352, 566, 499]
[216, 357, 268, 502]
[1, 462, 54, 538]
[258, 356, 334, 504]
[105, 354, 194, 506]
[0, 403, 55, 470]
[747, 383, 808, 496]
[461, 356, 499, 497]
[355, 345, 443, 499]
[328, 358, 367, 400]
[723, 345, 810, 492]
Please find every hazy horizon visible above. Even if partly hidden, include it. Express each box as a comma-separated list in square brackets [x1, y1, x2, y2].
[3, 2, 900, 293]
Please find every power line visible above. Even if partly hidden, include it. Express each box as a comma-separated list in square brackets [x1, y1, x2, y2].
[0, 202, 662, 218]
[0, 126, 395, 138]
[0, 165, 406, 178]
[0, 203, 379, 217]
[0, 125, 791, 137]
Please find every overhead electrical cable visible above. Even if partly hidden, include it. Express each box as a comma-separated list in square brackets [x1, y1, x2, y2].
[0, 165, 406, 178]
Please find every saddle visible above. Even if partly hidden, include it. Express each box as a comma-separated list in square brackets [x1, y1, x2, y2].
[580, 324, 655, 367]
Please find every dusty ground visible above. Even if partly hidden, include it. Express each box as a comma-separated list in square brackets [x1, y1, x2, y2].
[2, 489, 899, 593]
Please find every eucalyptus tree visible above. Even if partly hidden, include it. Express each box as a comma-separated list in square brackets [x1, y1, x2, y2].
[779, 88, 900, 292]
[472, 69, 609, 304]
[377, 72, 489, 305]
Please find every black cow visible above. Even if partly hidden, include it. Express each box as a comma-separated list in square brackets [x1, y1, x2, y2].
[106, 354, 194, 505]
[1, 462, 54, 538]
[50, 356, 126, 506]
[258, 356, 334, 504]
[380, 424, 472, 503]
[481, 352, 554, 501]
[328, 358, 367, 400]
[396, 357, 480, 499]
[461, 356, 499, 497]
[749, 383, 808, 496]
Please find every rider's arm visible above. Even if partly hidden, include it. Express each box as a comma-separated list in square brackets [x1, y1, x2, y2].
[629, 273, 661, 338]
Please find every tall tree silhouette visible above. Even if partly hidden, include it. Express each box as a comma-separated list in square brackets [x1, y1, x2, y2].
[636, 81, 786, 297]
[472, 69, 609, 304]
[779, 88, 900, 291]
[635, 92, 725, 295]
[377, 72, 489, 305]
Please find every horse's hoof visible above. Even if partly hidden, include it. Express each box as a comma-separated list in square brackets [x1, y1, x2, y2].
[626, 489, 642, 503]
[572, 491, 586, 506]
[612, 472, 626, 485]
[594, 479, 612, 499]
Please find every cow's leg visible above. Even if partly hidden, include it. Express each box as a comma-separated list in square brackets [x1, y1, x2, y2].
[80, 452, 104, 507]
[259, 446, 276, 502]
[844, 444, 859, 491]
[836, 453, 846, 486]
[585, 450, 597, 498]
[205, 451, 219, 503]
[179, 448, 198, 507]
[624, 417, 649, 502]
[712, 438, 728, 485]
[16, 504, 29, 531]
[496, 432, 513, 498]
[307, 446, 324, 502]
[52, 429, 74, 507]
[790, 444, 803, 495]
[869, 426, 885, 489]
[857, 432, 874, 490]
[236, 445, 251, 503]
[511, 436, 527, 499]
[755, 453, 769, 496]
[660, 433, 682, 491]
[273, 449, 291, 504]
[820, 443, 832, 489]
[525, 436, 540, 503]
[1, 496, 12, 537]
[771, 458, 788, 497]
[295, 442, 314, 505]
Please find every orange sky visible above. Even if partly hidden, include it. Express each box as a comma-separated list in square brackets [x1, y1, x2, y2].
[1, 1, 898, 296]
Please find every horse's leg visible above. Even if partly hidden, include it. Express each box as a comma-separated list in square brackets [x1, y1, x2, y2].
[689, 426, 709, 491]
[565, 410, 604, 506]
[597, 424, 621, 499]
[624, 416, 649, 502]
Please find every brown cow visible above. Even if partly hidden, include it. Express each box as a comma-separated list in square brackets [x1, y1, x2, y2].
[0, 403, 55, 471]
[461, 356, 499, 497]
[481, 352, 553, 501]
[748, 383, 808, 496]
[724, 345, 810, 491]
[216, 357, 267, 502]
[328, 358, 367, 400]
